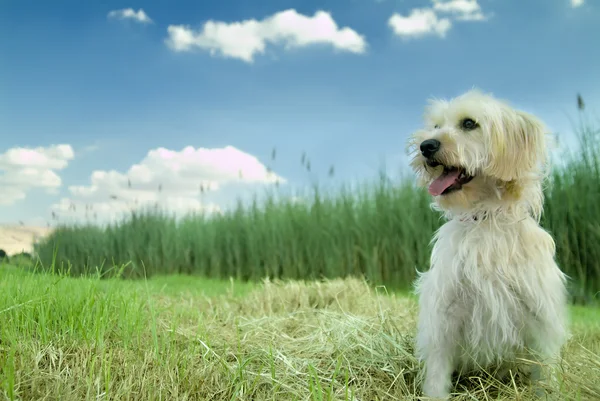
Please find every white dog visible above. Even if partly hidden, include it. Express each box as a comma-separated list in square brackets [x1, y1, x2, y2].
[407, 90, 569, 399]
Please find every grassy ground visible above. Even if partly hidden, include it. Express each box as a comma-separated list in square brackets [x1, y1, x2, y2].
[1, 265, 599, 401]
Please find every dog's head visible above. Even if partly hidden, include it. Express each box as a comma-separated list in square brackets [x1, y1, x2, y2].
[407, 89, 549, 218]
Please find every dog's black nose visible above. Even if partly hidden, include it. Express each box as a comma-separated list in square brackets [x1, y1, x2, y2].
[420, 139, 441, 158]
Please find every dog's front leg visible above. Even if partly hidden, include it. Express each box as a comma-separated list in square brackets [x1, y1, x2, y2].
[422, 343, 456, 399]
[423, 349, 454, 399]
[417, 303, 461, 399]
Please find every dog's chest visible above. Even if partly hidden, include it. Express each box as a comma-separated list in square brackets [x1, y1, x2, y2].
[431, 219, 527, 282]
[428, 221, 534, 361]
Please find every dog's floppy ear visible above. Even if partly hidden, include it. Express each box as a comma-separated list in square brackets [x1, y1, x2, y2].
[485, 108, 548, 182]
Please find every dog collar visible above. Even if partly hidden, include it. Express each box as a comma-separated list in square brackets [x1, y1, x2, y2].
[458, 213, 487, 223]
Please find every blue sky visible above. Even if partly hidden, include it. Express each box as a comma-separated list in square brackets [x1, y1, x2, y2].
[0, 0, 598, 225]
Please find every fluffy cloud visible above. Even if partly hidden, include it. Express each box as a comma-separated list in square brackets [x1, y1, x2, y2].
[432, 0, 486, 21]
[389, 0, 486, 39]
[165, 9, 367, 62]
[388, 8, 452, 39]
[0, 145, 74, 205]
[51, 145, 284, 223]
[107, 8, 153, 24]
[571, 0, 584, 7]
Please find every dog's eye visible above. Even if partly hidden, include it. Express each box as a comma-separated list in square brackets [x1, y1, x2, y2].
[434, 124, 440, 129]
[461, 118, 477, 130]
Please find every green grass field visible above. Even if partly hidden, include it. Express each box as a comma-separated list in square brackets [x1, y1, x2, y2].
[1, 265, 599, 400]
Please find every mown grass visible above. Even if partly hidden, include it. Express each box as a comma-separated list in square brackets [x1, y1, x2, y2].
[33, 113, 600, 301]
[0, 265, 599, 401]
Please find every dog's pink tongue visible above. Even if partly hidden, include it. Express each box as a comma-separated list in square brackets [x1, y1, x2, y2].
[428, 169, 461, 196]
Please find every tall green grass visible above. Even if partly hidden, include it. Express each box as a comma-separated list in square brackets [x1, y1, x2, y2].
[34, 178, 438, 286]
[541, 115, 600, 302]
[33, 115, 600, 301]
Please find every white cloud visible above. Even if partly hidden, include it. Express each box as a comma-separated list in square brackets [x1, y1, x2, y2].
[165, 9, 367, 63]
[571, 0, 584, 7]
[0, 145, 74, 206]
[51, 145, 284, 223]
[433, 0, 487, 21]
[389, 0, 487, 39]
[388, 8, 452, 39]
[107, 8, 153, 24]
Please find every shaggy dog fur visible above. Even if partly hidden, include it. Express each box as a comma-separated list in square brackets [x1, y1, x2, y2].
[407, 90, 569, 399]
